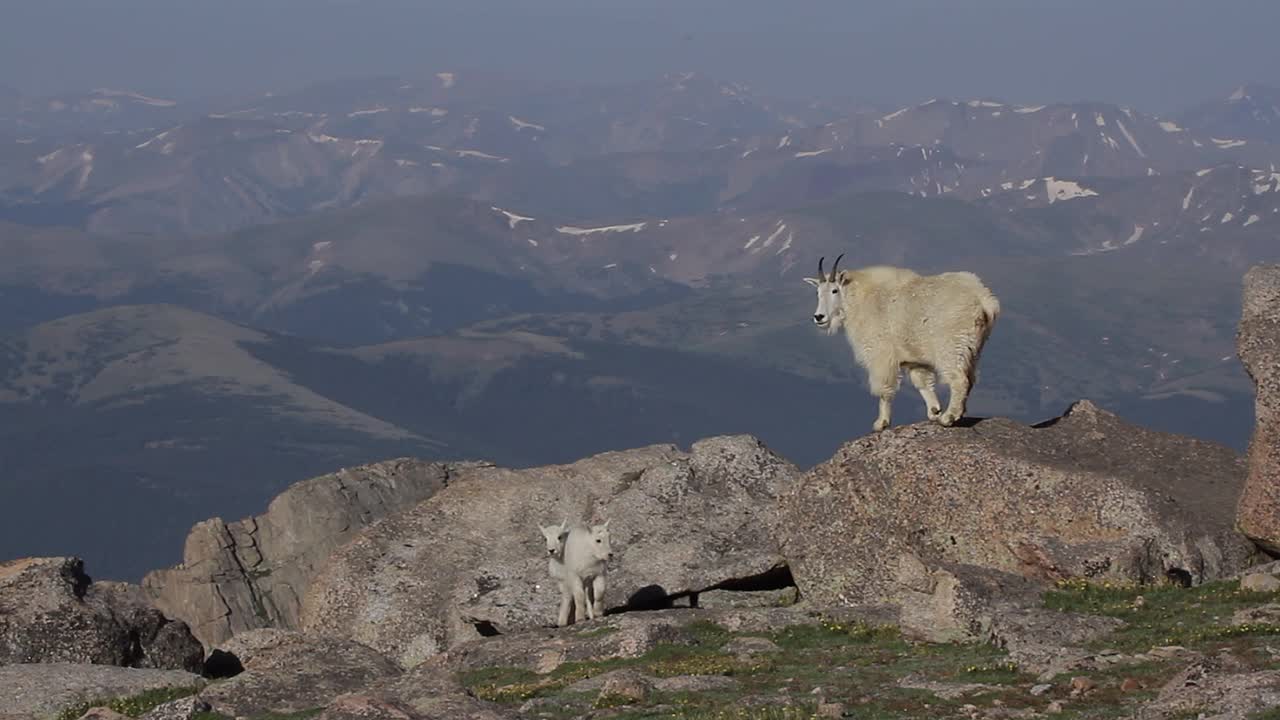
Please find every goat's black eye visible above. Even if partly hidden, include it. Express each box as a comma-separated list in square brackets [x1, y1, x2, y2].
[831, 289, 838, 294]
[595, 538, 601, 543]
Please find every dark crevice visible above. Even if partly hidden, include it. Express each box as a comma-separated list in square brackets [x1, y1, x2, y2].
[122, 629, 144, 668]
[203, 648, 245, 679]
[472, 619, 501, 637]
[1166, 567, 1193, 588]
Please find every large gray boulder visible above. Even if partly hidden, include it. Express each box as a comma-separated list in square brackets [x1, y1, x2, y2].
[197, 630, 402, 718]
[301, 435, 799, 668]
[1236, 264, 1280, 553]
[0, 664, 204, 720]
[0, 557, 202, 672]
[143, 458, 479, 649]
[775, 400, 1258, 610]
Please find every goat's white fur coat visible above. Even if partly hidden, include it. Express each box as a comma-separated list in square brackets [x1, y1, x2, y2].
[807, 261, 1000, 432]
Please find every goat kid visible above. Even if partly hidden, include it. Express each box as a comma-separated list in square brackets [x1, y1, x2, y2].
[541, 519, 613, 626]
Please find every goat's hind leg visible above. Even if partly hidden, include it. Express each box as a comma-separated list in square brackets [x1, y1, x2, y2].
[906, 364, 942, 421]
[938, 348, 977, 427]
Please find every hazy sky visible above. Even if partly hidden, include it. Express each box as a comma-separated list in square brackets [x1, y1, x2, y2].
[2, 0, 1277, 112]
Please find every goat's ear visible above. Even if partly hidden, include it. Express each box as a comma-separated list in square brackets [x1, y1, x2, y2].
[599, 518, 611, 530]
[802, 277, 820, 287]
[839, 271, 853, 286]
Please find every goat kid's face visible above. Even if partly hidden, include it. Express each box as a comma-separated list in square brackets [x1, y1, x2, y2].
[804, 256, 847, 335]
[539, 520, 569, 559]
[589, 519, 613, 563]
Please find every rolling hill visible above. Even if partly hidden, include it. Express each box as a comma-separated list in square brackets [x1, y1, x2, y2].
[0, 72, 1278, 581]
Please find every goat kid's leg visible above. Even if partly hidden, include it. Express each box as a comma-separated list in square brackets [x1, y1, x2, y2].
[556, 580, 574, 627]
[569, 574, 590, 623]
[591, 574, 607, 618]
[867, 364, 900, 433]
[907, 365, 942, 420]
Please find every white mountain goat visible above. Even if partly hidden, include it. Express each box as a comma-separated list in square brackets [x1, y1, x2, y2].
[549, 519, 613, 626]
[805, 254, 1000, 432]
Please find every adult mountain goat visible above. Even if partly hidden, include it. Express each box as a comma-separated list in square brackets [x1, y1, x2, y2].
[805, 254, 1000, 432]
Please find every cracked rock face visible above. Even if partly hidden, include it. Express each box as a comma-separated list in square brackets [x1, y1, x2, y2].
[775, 400, 1258, 610]
[142, 458, 479, 649]
[1237, 264, 1280, 552]
[0, 557, 202, 672]
[300, 435, 799, 668]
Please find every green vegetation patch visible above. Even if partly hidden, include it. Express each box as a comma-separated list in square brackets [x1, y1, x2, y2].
[1044, 577, 1280, 652]
[460, 581, 1280, 719]
[56, 687, 202, 720]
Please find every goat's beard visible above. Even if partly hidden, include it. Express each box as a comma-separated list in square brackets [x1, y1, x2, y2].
[824, 317, 842, 336]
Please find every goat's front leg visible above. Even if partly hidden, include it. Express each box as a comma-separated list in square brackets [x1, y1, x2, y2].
[867, 364, 900, 432]
[569, 574, 591, 622]
[556, 579, 574, 627]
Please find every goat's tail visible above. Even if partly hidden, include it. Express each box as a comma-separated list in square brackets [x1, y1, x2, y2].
[973, 289, 1000, 352]
[978, 290, 1001, 327]
[965, 289, 1001, 389]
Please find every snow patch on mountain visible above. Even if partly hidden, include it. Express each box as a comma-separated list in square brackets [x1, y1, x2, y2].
[1044, 177, 1099, 204]
[492, 207, 535, 229]
[509, 115, 545, 132]
[557, 222, 647, 236]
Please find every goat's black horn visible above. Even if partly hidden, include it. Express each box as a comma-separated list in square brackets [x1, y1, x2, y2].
[817, 256, 825, 279]
[830, 253, 844, 278]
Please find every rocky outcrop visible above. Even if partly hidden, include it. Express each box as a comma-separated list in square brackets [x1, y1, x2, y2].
[300, 435, 800, 668]
[90, 582, 207, 673]
[143, 458, 481, 649]
[0, 557, 202, 672]
[197, 630, 402, 718]
[0, 664, 204, 720]
[1236, 264, 1280, 553]
[776, 400, 1258, 611]
[1136, 660, 1280, 719]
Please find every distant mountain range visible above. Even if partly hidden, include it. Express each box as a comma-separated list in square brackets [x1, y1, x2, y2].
[0, 72, 1275, 580]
